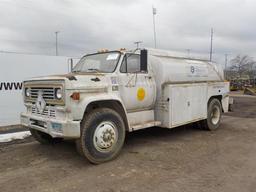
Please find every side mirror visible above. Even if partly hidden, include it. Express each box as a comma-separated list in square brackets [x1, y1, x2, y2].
[140, 49, 148, 72]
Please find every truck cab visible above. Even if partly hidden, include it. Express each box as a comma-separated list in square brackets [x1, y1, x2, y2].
[21, 48, 229, 164]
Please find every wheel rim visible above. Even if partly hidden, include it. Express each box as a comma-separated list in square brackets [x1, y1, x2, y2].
[211, 105, 220, 125]
[93, 121, 118, 152]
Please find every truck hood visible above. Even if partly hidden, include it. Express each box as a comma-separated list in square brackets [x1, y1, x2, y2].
[24, 73, 109, 90]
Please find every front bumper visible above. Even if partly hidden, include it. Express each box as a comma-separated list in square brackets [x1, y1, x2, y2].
[20, 112, 80, 138]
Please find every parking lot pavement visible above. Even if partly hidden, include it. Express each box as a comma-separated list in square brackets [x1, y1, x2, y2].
[0, 96, 256, 192]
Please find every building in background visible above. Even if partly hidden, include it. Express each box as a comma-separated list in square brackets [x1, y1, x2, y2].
[0, 52, 76, 126]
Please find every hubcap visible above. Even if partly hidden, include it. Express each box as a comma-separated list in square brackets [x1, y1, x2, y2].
[211, 106, 220, 125]
[93, 121, 118, 152]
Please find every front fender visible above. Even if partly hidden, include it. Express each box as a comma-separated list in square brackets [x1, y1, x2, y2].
[70, 93, 127, 121]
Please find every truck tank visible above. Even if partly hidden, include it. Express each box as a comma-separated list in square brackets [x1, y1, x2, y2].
[147, 49, 224, 91]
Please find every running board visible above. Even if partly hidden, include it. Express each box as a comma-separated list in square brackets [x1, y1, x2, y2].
[131, 121, 162, 131]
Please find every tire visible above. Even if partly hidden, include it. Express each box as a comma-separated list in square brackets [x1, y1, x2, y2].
[29, 129, 63, 144]
[76, 108, 126, 164]
[200, 98, 222, 131]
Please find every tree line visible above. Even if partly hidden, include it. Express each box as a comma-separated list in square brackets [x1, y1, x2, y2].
[226, 55, 256, 81]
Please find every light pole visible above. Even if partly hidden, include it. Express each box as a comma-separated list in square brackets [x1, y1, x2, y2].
[152, 6, 157, 48]
[55, 31, 60, 56]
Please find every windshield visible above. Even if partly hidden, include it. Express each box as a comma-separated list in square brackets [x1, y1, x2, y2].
[72, 52, 120, 73]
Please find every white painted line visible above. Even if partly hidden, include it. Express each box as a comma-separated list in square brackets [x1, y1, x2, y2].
[0, 131, 31, 143]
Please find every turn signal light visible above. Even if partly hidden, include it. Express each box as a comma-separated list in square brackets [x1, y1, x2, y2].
[71, 92, 80, 100]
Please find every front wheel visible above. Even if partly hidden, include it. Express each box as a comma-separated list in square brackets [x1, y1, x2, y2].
[200, 98, 222, 131]
[76, 108, 126, 164]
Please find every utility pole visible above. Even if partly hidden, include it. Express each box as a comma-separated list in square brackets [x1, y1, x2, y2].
[55, 31, 60, 56]
[134, 41, 143, 49]
[152, 6, 157, 48]
[209, 28, 213, 61]
[225, 54, 229, 79]
[186, 49, 191, 58]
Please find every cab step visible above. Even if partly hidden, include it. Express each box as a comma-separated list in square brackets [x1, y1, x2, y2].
[131, 121, 161, 131]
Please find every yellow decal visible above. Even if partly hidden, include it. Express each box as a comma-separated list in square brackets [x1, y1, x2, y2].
[137, 88, 146, 101]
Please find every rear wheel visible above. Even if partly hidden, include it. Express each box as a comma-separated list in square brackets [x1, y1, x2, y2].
[76, 108, 125, 164]
[200, 98, 222, 131]
[29, 129, 63, 144]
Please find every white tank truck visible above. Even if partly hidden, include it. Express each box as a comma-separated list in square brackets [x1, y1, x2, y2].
[21, 48, 230, 164]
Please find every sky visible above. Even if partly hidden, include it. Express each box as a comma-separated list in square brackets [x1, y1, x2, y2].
[0, 0, 256, 66]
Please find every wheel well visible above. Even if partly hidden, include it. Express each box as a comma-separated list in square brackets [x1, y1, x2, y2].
[83, 100, 129, 131]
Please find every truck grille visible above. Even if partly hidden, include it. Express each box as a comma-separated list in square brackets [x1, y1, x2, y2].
[30, 87, 55, 100]
[31, 106, 56, 118]
[24, 81, 64, 105]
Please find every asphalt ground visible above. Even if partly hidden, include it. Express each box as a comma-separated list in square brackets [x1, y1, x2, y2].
[0, 95, 256, 192]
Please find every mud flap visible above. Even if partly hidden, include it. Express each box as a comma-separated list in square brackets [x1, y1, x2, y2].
[228, 97, 234, 112]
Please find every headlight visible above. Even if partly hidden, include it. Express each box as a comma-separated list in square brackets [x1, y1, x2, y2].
[55, 88, 63, 100]
[25, 88, 30, 97]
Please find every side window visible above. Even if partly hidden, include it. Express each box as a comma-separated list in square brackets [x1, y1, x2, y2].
[120, 54, 141, 73]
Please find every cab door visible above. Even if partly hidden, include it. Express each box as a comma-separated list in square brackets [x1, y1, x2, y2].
[118, 54, 156, 112]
